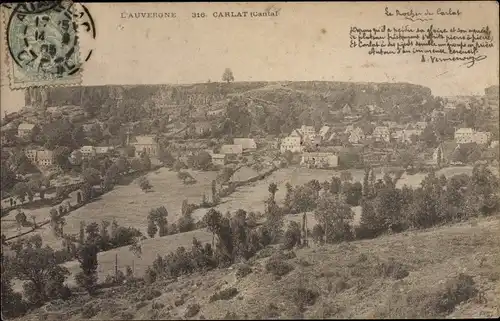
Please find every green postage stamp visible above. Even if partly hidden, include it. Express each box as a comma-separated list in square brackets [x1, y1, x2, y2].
[3, 1, 95, 89]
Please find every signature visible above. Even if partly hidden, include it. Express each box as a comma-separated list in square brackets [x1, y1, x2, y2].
[425, 54, 487, 68]
[462, 55, 487, 68]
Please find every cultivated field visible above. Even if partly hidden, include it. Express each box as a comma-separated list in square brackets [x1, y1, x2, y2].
[4, 168, 217, 249]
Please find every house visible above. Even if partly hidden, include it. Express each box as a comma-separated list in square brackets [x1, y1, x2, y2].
[300, 152, 338, 168]
[37, 150, 54, 166]
[318, 126, 332, 140]
[454, 128, 491, 145]
[220, 144, 243, 155]
[395, 129, 422, 143]
[415, 122, 428, 130]
[454, 128, 474, 144]
[344, 125, 354, 134]
[490, 140, 499, 149]
[233, 138, 257, 151]
[80, 146, 96, 158]
[473, 131, 491, 145]
[431, 109, 446, 122]
[372, 126, 390, 142]
[298, 125, 316, 140]
[17, 123, 36, 137]
[95, 146, 114, 155]
[280, 136, 303, 153]
[348, 127, 365, 144]
[207, 108, 226, 117]
[193, 121, 212, 136]
[211, 153, 227, 166]
[129, 135, 159, 157]
[342, 103, 352, 114]
[24, 149, 38, 163]
[431, 144, 445, 165]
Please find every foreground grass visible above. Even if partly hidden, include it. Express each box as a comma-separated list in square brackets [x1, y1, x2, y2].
[14, 215, 500, 320]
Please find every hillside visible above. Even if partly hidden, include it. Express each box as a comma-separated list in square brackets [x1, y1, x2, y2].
[14, 215, 500, 320]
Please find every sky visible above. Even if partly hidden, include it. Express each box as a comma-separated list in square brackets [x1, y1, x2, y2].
[1, 1, 498, 116]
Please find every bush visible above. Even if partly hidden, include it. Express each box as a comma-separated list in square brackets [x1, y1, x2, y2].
[143, 288, 162, 301]
[151, 301, 165, 310]
[376, 258, 409, 280]
[291, 286, 319, 310]
[174, 297, 185, 307]
[438, 273, 477, 314]
[184, 303, 201, 318]
[81, 302, 98, 319]
[223, 311, 239, 319]
[235, 264, 252, 279]
[209, 287, 239, 302]
[265, 255, 294, 277]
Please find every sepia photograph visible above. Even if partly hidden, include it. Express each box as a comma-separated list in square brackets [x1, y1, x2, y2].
[0, 1, 499, 320]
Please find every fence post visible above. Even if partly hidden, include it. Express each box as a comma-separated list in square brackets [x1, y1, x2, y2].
[115, 253, 118, 279]
[132, 260, 135, 276]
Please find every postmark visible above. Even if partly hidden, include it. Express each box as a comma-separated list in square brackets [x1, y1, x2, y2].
[4, 1, 95, 89]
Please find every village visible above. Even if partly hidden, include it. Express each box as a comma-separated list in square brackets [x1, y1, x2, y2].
[1, 85, 498, 189]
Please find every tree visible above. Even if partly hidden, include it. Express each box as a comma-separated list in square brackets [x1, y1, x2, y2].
[141, 153, 152, 171]
[12, 182, 29, 203]
[53, 146, 71, 170]
[284, 221, 302, 250]
[340, 171, 353, 183]
[82, 168, 101, 186]
[204, 209, 222, 248]
[50, 208, 65, 238]
[189, 151, 212, 171]
[268, 182, 278, 202]
[147, 220, 158, 238]
[130, 157, 145, 172]
[314, 193, 354, 243]
[178, 171, 195, 184]
[148, 206, 169, 237]
[222, 68, 235, 83]
[15, 210, 27, 230]
[178, 202, 195, 233]
[138, 176, 152, 192]
[75, 242, 99, 294]
[9, 236, 70, 304]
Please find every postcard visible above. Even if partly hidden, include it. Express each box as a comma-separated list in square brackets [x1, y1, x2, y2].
[0, 1, 499, 320]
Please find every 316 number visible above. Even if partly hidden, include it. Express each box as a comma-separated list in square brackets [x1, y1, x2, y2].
[192, 12, 206, 18]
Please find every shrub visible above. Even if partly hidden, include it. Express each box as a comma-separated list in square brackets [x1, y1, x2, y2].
[223, 311, 239, 319]
[174, 297, 185, 307]
[291, 286, 319, 310]
[144, 267, 157, 285]
[81, 302, 98, 319]
[151, 301, 165, 310]
[437, 273, 477, 314]
[209, 287, 239, 302]
[143, 288, 162, 301]
[236, 264, 252, 279]
[376, 258, 409, 280]
[119, 311, 135, 320]
[265, 255, 294, 277]
[184, 303, 201, 318]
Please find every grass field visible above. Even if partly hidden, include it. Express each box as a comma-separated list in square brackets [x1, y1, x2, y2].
[4, 168, 217, 249]
[17, 214, 500, 320]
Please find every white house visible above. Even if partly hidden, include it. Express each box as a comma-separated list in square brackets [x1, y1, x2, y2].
[17, 123, 36, 137]
[348, 127, 365, 144]
[372, 126, 390, 142]
[130, 135, 159, 157]
[211, 153, 227, 166]
[454, 128, 491, 145]
[220, 144, 243, 155]
[300, 152, 338, 168]
[80, 146, 96, 158]
[280, 136, 303, 153]
[233, 138, 257, 151]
